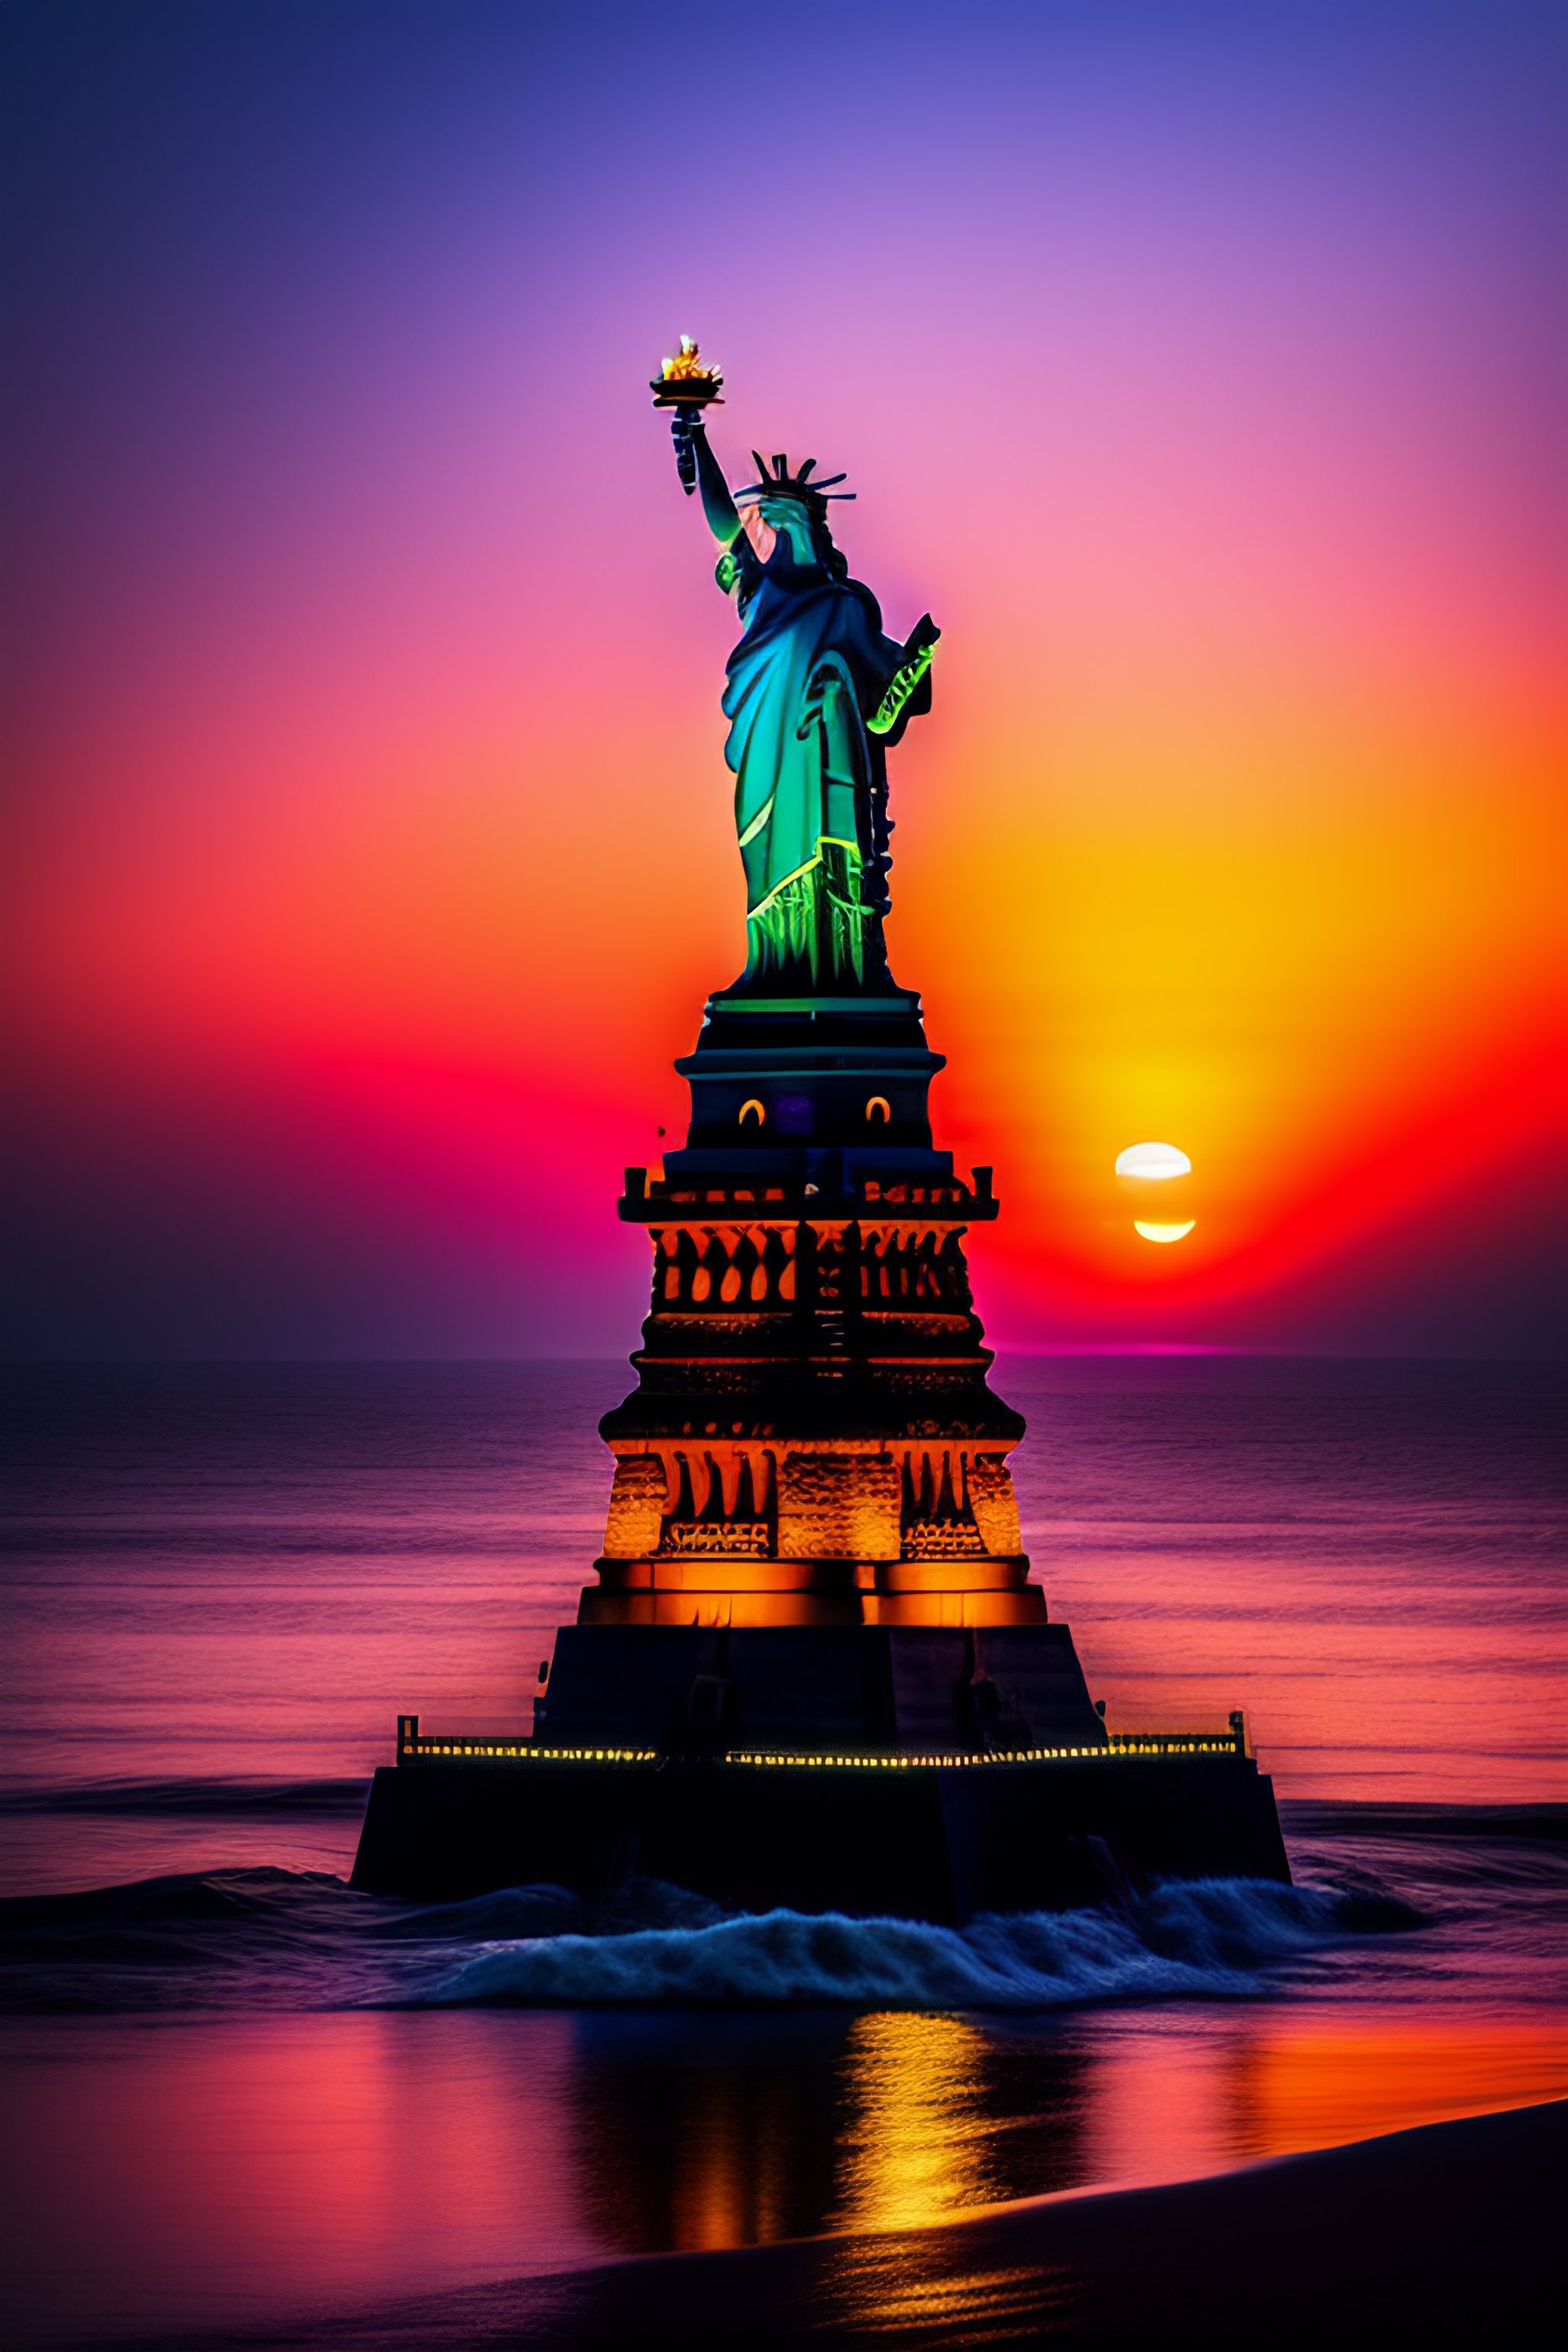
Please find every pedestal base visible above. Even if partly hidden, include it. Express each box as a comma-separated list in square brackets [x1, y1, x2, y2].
[537, 1622, 1102, 1751]
[351, 1746, 1289, 1919]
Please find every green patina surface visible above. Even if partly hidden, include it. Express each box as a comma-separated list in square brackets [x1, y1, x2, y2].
[676, 415, 937, 995]
[747, 839, 869, 987]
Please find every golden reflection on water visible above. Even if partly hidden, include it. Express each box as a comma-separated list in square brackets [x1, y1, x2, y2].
[826, 2011, 1035, 2341]
[831, 2011, 999, 2234]
[828, 2236, 1051, 2344]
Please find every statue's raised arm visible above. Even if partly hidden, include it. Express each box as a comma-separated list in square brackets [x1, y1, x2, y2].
[671, 410, 740, 549]
[655, 354, 939, 999]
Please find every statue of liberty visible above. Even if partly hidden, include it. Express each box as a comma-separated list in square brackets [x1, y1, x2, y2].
[669, 406, 939, 996]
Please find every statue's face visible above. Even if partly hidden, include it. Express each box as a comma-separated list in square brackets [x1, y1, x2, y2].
[758, 498, 818, 561]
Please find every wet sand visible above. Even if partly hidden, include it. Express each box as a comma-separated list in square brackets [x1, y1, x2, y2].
[171, 2097, 1563, 2347]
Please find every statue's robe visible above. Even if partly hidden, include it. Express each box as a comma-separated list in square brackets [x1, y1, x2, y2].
[720, 535, 926, 975]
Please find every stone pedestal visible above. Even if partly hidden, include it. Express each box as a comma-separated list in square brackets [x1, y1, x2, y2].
[588, 985, 1051, 1641]
[354, 972, 1291, 1911]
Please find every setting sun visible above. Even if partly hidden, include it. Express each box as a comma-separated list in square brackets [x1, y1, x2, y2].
[1116, 1143, 1193, 1181]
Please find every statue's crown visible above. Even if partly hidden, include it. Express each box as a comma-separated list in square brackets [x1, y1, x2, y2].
[734, 452, 854, 511]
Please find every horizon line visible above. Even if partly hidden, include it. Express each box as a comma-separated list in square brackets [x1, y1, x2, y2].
[3, 1348, 1563, 1369]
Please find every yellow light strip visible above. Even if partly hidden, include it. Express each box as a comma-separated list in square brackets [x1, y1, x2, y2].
[397, 1733, 1244, 1766]
[397, 1743, 659, 1762]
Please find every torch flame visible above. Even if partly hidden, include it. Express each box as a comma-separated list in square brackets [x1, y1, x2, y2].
[661, 334, 719, 384]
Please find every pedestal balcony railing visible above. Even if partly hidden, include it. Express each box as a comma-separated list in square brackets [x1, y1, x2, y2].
[391, 1712, 1254, 1768]
[902, 1520, 988, 1558]
[659, 1519, 773, 1557]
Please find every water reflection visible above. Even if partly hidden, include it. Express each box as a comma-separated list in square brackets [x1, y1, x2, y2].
[7, 2000, 1566, 2346]
[1080, 2011, 1256, 2188]
[833, 2013, 1001, 2232]
[830, 2011, 1106, 2237]
[823, 2013, 1078, 2343]
[564, 2012, 844, 2255]
[558, 2008, 1095, 2262]
[828, 2236, 1050, 2344]
[557, 1999, 1568, 2275]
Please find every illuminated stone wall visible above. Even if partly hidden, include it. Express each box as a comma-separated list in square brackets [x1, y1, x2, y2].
[590, 1174, 1040, 1625]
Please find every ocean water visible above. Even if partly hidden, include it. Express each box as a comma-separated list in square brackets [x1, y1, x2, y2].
[2, 1357, 1565, 2346]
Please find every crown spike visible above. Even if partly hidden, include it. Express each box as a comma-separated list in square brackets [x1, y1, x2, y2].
[730, 455, 853, 509]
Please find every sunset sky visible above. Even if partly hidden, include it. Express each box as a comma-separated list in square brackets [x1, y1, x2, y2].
[4, 0, 1563, 1357]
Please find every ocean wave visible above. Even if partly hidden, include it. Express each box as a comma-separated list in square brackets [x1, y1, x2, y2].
[0, 1868, 593, 2012]
[0, 1864, 1419, 2016]
[422, 1876, 1415, 2011]
[0, 1868, 357, 2011]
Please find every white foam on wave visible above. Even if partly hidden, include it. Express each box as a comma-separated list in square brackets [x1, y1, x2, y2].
[426, 1877, 1367, 2010]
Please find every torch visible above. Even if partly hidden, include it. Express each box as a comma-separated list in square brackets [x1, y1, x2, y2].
[650, 334, 724, 493]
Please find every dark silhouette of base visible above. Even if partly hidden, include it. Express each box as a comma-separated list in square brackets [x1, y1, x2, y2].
[352, 1743, 1288, 1919]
